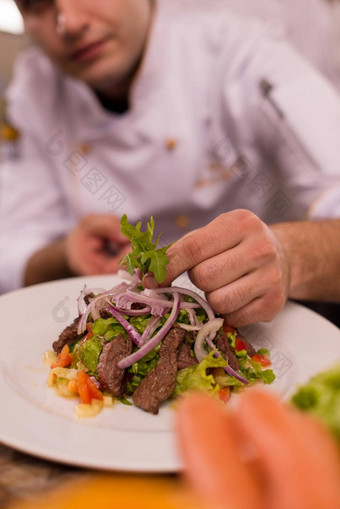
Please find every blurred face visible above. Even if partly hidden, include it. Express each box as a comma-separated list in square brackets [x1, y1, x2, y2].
[16, 0, 154, 94]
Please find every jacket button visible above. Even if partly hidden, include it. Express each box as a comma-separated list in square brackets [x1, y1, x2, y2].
[79, 143, 91, 155]
[176, 215, 190, 229]
[165, 138, 177, 151]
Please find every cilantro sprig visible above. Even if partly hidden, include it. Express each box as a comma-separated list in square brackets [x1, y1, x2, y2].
[120, 215, 172, 283]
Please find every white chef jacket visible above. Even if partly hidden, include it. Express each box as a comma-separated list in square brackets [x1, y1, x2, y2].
[224, 0, 340, 90]
[1, 0, 340, 293]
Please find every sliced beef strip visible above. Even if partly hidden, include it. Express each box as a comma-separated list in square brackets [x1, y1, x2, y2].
[178, 342, 198, 370]
[53, 317, 81, 354]
[238, 334, 256, 357]
[131, 303, 147, 310]
[132, 327, 185, 415]
[84, 293, 95, 305]
[216, 333, 240, 372]
[99, 309, 112, 319]
[97, 334, 133, 397]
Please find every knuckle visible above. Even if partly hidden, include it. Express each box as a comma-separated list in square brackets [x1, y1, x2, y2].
[252, 237, 277, 264]
[234, 209, 259, 228]
[207, 288, 236, 315]
[216, 212, 230, 227]
[190, 267, 208, 291]
[271, 265, 284, 288]
[224, 250, 243, 275]
[216, 210, 257, 231]
[190, 262, 217, 291]
[264, 264, 286, 298]
[233, 303, 263, 327]
[207, 293, 226, 315]
[183, 237, 204, 266]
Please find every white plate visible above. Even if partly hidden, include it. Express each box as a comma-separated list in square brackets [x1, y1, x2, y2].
[0, 275, 339, 473]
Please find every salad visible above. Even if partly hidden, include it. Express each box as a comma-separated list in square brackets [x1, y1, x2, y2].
[45, 216, 275, 417]
[291, 362, 340, 444]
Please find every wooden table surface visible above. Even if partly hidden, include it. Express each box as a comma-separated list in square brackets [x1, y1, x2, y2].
[1, 443, 203, 509]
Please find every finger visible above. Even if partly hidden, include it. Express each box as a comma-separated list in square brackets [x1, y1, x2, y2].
[188, 247, 252, 293]
[81, 214, 129, 244]
[222, 288, 286, 326]
[162, 211, 255, 286]
[176, 392, 261, 509]
[188, 226, 283, 295]
[203, 259, 286, 318]
[236, 390, 340, 509]
[204, 272, 264, 316]
[142, 272, 159, 289]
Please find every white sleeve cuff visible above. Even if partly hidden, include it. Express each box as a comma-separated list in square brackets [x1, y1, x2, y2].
[308, 184, 340, 219]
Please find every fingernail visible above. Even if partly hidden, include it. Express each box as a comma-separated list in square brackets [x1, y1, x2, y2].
[142, 273, 158, 289]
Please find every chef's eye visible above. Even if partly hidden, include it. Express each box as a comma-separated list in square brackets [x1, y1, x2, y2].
[19, 0, 54, 12]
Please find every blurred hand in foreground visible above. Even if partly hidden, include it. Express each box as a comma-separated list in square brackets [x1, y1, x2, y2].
[144, 210, 290, 327]
[66, 214, 131, 276]
[176, 389, 340, 509]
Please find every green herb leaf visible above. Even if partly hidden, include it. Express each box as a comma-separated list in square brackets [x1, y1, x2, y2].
[120, 215, 172, 283]
[119, 397, 133, 406]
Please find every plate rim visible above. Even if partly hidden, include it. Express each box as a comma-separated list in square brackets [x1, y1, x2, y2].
[0, 275, 339, 472]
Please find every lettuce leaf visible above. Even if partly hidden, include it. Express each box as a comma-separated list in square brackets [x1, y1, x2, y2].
[173, 351, 228, 397]
[239, 358, 275, 385]
[79, 336, 103, 373]
[92, 317, 126, 340]
[129, 315, 155, 335]
[291, 362, 340, 442]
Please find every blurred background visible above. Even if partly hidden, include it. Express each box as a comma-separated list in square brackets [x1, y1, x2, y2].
[0, 0, 25, 92]
[0, 0, 339, 325]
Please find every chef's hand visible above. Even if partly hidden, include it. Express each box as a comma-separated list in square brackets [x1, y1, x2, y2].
[146, 210, 290, 327]
[65, 214, 131, 276]
[177, 390, 340, 509]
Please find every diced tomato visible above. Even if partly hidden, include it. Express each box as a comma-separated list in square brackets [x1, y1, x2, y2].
[87, 377, 103, 401]
[218, 387, 231, 404]
[52, 373, 57, 385]
[76, 371, 103, 404]
[223, 323, 236, 336]
[252, 353, 272, 367]
[67, 379, 79, 394]
[77, 370, 92, 404]
[50, 345, 73, 369]
[235, 337, 248, 352]
[86, 323, 93, 333]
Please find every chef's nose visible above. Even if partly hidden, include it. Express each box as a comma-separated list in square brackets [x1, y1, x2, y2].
[55, 0, 90, 38]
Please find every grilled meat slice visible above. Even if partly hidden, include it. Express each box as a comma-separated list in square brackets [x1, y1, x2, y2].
[132, 327, 185, 414]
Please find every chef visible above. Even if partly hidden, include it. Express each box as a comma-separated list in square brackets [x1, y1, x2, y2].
[225, 0, 340, 90]
[0, 0, 339, 326]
